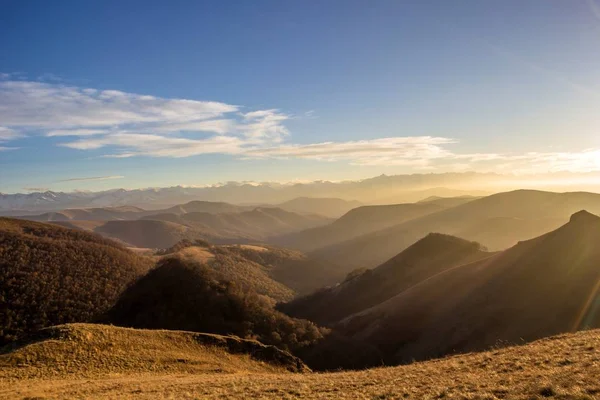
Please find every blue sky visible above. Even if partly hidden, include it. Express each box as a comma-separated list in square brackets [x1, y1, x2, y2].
[1, 0, 600, 193]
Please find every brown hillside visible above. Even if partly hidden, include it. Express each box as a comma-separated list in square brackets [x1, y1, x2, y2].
[314, 189, 600, 271]
[337, 210, 600, 364]
[280, 234, 492, 325]
[105, 257, 325, 352]
[0, 218, 151, 345]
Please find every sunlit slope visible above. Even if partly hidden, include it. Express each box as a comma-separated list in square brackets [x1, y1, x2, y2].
[280, 234, 492, 325]
[0, 218, 151, 345]
[275, 202, 443, 252]
[2, 328, 599, 399]
[0, 323, 307, 380]
[338, 210, 600, 364]
[314, 189, 600, 270]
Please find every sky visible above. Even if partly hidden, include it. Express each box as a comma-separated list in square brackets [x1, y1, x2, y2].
[1, 0, 600, 193]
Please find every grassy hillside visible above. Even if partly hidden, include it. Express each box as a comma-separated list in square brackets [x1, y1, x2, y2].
[275, 197, 362, 218]
[276, 202, 443, 252]
[0, 218, 151, 345]
[280, 234, 492, 325]
[105, 257, 325, 352]
[314, 189, 600, 271]
[0, 324, 307, 380]
[2, 327, 598, 398]
[337, 210, 600, 364]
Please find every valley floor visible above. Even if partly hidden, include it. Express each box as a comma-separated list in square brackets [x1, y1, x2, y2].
[2, 329, 599, 399]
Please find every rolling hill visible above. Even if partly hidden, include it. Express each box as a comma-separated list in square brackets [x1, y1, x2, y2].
[94, 219, 217, 248]
[275, 202, 444, 252]
[2, 327, 598, 398]
[275, 197, 362, 218]
[160, 200, 249, 215]
[105, 256, 325, 352]
[142, 207, 330, 244]
[19, 205, 147, 221]
[0, 218, 151, 345]
[280, 234, 493, 325]
[0, 324, 307, 380]
[417, 195, 480, 208]
[336, 210, 600, 364]
[313, 189, 600, 271]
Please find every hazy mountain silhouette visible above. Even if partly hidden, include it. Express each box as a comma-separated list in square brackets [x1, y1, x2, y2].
[417, 195, 481, 208]
[313, 190, 600, 271]
[280, 234, 492, 325]
[337, 210, 600, 364]
[274, 202, 444, 252]
[274, 197, 362, 218]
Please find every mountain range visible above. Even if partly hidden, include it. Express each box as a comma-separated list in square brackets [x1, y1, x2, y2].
[309, 190, 600, 272]
[335, 210, 600, 364]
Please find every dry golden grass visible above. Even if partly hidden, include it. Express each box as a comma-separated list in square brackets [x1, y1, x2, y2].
[1, 326, 599, 399]
[0, 324, 305, 383]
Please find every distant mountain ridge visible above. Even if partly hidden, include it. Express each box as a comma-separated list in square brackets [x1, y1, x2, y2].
[274, 202, 445, 252]
[1, 172, 562, 212]
[311, 190, 600, 271]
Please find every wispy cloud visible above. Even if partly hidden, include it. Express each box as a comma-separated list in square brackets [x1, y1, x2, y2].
[22, 187, 50, 192]
[57, 175, 125, 182]
[245, 137, 455, 164]
[0, 127, 23, 141]
[1, 77, 599, 175]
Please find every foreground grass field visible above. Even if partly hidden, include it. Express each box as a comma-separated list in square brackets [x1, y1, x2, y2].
[1, 324, 599, 399]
